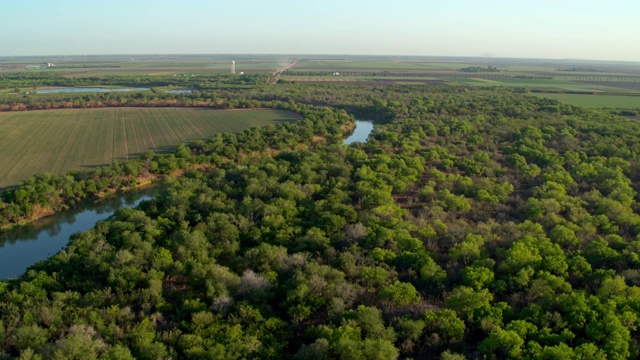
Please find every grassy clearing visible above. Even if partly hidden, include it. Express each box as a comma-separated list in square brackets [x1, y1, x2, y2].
[530, 93, 640, 109]
[0, 108, 299, 188]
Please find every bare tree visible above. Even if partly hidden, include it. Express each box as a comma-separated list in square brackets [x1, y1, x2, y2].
[237, 270, 271, 295]
[345, 223, 367, 244]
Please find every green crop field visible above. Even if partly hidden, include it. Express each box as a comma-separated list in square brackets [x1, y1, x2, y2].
[530, 93, 640, 109]
[445, 77, 637, 92]
[0, 108, 299, 188]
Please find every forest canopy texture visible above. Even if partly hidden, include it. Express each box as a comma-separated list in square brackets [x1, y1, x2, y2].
[1, 85, 640, 359]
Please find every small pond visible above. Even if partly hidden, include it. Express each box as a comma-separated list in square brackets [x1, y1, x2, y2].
[165, 89, 193, 94]
[344, 120, 374, 145]
[36, 87, 150, 94]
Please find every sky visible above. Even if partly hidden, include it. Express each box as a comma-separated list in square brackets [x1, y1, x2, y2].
[1, 0, 639, 61]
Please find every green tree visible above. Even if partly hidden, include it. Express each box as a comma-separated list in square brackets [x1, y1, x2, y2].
[379, 281, 421, 307]
[460, 265, 494, 290]
[478, 327, 524, 359]
[445, 286, 493, 318]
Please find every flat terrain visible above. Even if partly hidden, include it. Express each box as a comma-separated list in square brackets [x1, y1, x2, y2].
[0, 55, 297, 76]
[530, 93, 640, 109]
[283, 57, 640, 102]
[2, 55, 639, 108]
[0, 108, 299, 188]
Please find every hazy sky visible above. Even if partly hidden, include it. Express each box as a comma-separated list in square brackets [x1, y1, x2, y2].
[1, 0, 638, 61]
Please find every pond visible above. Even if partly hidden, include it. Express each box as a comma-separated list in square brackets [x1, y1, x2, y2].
[165, 89, 193, 94]
[0, 186, 160, 279]
[344, 120, 374, 145]
[36, 87, 150, 94]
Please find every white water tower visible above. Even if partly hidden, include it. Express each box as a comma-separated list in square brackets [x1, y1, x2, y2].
[231, 61, 236, 74]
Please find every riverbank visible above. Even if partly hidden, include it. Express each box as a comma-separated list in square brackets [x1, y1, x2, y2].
[0, 185, 160, 279]
[0, 176, 162, 233]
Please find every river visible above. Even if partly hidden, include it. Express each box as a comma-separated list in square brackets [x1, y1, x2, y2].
[0, 186, 159, 279]
[0, 120, 375, 279]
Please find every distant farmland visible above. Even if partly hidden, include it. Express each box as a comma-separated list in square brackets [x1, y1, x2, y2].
[529, 93, 640, 109]
[0, 108, 299, 188]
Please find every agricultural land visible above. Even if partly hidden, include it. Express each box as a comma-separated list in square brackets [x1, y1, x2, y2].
[3, 55, 640, 110]
[0, 108, 298, 188]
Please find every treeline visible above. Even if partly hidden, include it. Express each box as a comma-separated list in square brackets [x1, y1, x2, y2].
[559, 68, 600, 72]
[282, 71, 336, 76]
[2, 85, 640, 358]
[1, 82, 580, 118]
[0, 72, 269, 90]
[513, 75, 553, 80]
[0, 87, 275, 112]
[459, 66, 499, 73]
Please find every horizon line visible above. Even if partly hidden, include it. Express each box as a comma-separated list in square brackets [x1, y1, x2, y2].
[0, 53, 639, 64]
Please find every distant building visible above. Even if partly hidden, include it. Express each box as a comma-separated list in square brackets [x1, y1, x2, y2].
[45, 63, 55, 68]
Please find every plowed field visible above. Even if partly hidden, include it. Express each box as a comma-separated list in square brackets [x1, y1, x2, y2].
[0, 108, 299, 188]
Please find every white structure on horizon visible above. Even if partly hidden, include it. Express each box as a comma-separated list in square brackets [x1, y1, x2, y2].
[231, 61, 236, 74]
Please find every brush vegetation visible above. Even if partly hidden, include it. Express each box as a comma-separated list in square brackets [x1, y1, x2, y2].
[0, 84, 640, 359]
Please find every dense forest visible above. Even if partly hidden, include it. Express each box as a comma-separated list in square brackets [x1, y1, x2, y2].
[1, 84, 640, 359]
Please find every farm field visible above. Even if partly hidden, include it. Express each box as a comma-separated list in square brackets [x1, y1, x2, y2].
[530, 93, 640, 109]
[2, 55, 639, 113]
[0, 108, 299, 188]
[3, 55, 639, 95]
[0, 55, 296, 76]
[445, 77, 639, 92]
[283, 57, 640, 94]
